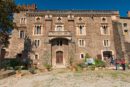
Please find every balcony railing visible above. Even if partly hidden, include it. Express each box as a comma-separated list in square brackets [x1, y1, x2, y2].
[48, 31, 72, 37]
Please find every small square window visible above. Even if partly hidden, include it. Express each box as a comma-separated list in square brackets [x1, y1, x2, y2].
[35, 54, 39, 59]
[101, 17, 107, 23]
[80, 53, 85, 59]
[124, 30, 128, 32]
[123, 23, 127, 27]
[124, 29, 128, 35]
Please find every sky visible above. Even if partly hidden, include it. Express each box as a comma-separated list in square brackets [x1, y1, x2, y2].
[16, 0, 130, 17]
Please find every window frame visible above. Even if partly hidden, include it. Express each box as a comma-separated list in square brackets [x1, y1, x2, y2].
[103, 39, 110, 47]
[80, 53, 85, 59]
[34, 39, 40, 48]
[101, 17, 107, 23]
[100, 25, 110, 35]
[20, 17, 26, 24]
[78, 39, 85, 47]
[55, 25, 64, 31]
[19, 30, 25, 39]
[33, 25, 43, 36]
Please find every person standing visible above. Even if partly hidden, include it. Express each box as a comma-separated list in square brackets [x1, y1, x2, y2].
[121, 58, 126, 71]
[115, 58, 119, 70]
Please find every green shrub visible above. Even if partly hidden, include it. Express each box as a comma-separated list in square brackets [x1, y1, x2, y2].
[77, 63, 87, 68]
[44, 64, 52, 70]
[95, 59, 106, 67]
[89, 65, 96, 70]
[29, 66, 36, 74]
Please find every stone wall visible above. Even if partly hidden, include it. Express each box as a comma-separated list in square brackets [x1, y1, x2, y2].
[6, 10, 120, 67]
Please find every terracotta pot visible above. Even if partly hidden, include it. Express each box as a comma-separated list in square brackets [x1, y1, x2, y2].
[15, 73, 22, 78]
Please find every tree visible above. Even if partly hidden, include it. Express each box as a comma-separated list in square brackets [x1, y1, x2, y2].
[0, 0, 18, 47]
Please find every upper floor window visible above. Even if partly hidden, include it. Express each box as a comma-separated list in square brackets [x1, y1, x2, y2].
[20, 17, 26, 24]
[79, 26, 83, 34]
[19, 30, 25, 38]
[78, 39, 85, 47]
[45, 15, 52, 20]
[34, 39, 40, 48]
[55, 25, 64, 31]
[123, 29, 129, 35]
[34, 25, 41, 35]
[101, 17, 107, 23]
[103, 40, 110, 47]
[76, 25, 86, 35]
[100, 25, 110, 35]
[123, 23, 127, 27]
[68, 15, 74, 20]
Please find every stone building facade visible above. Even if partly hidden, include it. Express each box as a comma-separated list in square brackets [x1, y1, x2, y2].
[6, 5, 129, 68]
[119, 11, 130, 61]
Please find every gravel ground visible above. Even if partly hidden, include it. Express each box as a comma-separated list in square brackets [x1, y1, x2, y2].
[0, 69, 130, 87]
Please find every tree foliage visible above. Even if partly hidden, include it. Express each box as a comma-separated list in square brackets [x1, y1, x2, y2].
[0, 0, 18, 47]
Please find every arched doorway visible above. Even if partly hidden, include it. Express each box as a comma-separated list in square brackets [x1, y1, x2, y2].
[56, 51, 63, 64]
[103, 51, 112, 58]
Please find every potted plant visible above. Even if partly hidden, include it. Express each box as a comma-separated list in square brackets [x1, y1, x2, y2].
[15, 66, 22, 78]
[29, 66, 36, 74]
[44, 64, 52, 71]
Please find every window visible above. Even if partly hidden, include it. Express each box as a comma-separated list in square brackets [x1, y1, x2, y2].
[55, 25, 64, 31]
[101, 25, 109, 35]
[79, 26, 83, 34]
[103, 40, 110, 47]
[34, 54, 39, 59]
[34, 40, 40, 48]
[19, 30, 25, 38]
[20, 17, 26, 24]
[57, 40, 62, 46]
[76, 25, 86, 35]
[34, 25, 41, 35]
[124, 29, 128, 35]
[79, 39, 85, 47]
[123, 23, 127, 27]
[101, 17, 107, 23]
[68, 15, 74, 20]
[80, 53, 85, 59]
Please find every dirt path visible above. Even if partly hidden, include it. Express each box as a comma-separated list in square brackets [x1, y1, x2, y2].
[0, 70, 130, 87]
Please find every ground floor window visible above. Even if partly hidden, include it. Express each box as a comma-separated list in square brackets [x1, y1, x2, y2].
[80, 53, 85, 59]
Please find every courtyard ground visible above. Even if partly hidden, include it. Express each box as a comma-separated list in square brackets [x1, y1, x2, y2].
[0, 69, 130, 87]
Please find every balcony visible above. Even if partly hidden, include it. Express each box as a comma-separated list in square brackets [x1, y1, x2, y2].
[48, 31, 72, 37]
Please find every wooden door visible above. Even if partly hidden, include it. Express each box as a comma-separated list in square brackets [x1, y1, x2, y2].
[56, 51, 63, 64]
